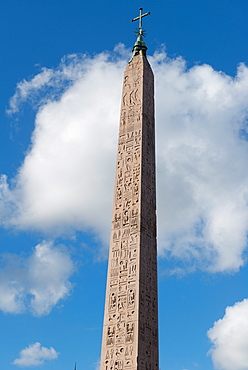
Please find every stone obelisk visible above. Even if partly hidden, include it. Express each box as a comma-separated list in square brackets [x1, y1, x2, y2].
[100, 9, 158, 370]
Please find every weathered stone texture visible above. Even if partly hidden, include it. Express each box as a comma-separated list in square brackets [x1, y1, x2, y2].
[100, 52, 158, 370]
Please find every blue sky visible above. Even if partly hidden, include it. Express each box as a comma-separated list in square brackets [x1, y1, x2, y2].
[1, 1, 248, 370]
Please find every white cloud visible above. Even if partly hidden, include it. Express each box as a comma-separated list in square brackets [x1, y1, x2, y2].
[0, 241, 74, 316]
[7, 46, 129, 115]
[2, 46, 248, 272]
[152, 54, 248, 272]
[207, 299, 248, 370]
[13, 342, 59, 367]
[1, 50, 126, 243]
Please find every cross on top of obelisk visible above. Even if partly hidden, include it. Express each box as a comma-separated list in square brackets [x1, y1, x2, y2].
[131, 8, 150, 36]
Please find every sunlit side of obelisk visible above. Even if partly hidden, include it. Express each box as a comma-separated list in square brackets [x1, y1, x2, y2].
[100, 9, 159, 370]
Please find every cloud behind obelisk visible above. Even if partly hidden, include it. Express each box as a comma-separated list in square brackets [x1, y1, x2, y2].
[2, 46, 248, 274]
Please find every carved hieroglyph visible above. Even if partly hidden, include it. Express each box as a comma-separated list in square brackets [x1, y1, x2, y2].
[100, 52, 158, 370]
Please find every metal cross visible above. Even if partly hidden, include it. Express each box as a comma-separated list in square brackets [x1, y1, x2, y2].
[131, 8, 150, 36]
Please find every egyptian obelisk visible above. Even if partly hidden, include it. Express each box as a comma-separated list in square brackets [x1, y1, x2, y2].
[100, 9, 158, 370]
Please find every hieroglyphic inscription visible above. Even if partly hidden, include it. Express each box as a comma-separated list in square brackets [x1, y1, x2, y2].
[100, 52, 158, 370]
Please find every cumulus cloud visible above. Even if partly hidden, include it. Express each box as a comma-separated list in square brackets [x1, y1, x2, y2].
[152, 53, 248, 272]
[13, 342, 59, 366]
[0, 241, 74, 316]
[1, 49, 127, 242]
[2, 45, 248, 272]
[207, 299, 248, 370]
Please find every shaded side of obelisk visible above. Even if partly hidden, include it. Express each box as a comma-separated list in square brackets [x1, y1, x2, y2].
[100, 30, 158, 370]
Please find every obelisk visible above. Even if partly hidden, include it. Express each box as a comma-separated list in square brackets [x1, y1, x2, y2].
[100, 9, 158, 370]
